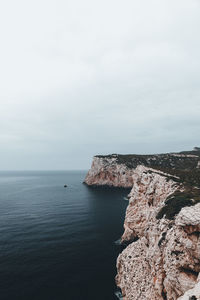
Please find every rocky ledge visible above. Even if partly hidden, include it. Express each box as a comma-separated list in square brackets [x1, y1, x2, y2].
[85, 148, 200, 299]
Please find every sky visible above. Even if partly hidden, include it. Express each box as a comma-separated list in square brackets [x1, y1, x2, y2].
[0, 0, 200, 170]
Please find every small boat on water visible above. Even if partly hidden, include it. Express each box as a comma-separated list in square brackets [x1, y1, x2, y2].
[64, 184, 67, 188]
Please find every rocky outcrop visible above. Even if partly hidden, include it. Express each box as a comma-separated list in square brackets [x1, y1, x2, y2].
[84, 150, 200, 188]
[120, 166, 179, 243]
[85, 148, 200, 299]
[84, 156, 135, 187]
[178, 275, 200, 299]
[116, 166, 200, 300]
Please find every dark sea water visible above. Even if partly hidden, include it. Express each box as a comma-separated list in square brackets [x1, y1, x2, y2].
[0, 171, 128, 300]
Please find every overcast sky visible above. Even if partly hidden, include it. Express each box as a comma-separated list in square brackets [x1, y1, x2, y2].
[0, 0, 200, 170]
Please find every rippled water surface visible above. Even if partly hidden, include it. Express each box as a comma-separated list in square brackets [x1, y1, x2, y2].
[0, 171, 128, 300]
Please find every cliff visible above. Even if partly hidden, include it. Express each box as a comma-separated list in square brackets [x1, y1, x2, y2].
[84, 156, 135, 187]
[85, 148, 200, 299]
[116, 166, 200, 300]
[84, 149, 200, 188]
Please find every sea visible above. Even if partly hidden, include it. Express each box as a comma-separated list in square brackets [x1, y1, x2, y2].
[0, 171, 129, 300]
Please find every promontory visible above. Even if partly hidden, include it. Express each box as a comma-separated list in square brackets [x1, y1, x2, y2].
[84, 147, 200, 300]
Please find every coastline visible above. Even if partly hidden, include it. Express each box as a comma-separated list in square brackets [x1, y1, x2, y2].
[85, 149, 200, 300]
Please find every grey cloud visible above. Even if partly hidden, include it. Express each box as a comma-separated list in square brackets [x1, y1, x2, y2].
[0, 0, 200, 169]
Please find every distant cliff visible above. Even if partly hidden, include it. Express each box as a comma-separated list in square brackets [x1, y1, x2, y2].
[84, 149, 200, 188]
[85, 148, 200, 300]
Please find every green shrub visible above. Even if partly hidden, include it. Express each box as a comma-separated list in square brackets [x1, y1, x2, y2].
[156, 190, 200, 220]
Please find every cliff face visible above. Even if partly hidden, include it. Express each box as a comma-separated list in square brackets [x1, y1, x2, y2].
[84, 156, 134, 187]
[116, 166, 200, 300]
[84, 150, 200, 188]
[85, 148, 200, 299]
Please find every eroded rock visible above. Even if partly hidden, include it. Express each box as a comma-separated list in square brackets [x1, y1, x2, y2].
[116, 166, 200, 300]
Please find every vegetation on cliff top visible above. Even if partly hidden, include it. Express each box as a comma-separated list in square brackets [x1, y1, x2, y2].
[95, 149, 200, 170]
[96, 148, 200, 220]
[96, 148, 200, 187]
[156, 188, 200, 220]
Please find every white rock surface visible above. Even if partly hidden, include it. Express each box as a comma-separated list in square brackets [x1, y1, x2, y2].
[84, 156, 135, 187]
[176, 203, 200, 227]
[116, 166, 200, 300]
[178, 275, 200, 299]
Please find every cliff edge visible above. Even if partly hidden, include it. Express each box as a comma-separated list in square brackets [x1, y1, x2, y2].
[85, 148, 200, 299]
[116, 166, 200, 300]
[84, 149, 200, 188]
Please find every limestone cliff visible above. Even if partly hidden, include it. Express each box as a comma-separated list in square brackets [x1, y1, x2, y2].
[85, 148, 200, 299]
[84, 150, 200, 188]
[116, 166, 200, 300]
